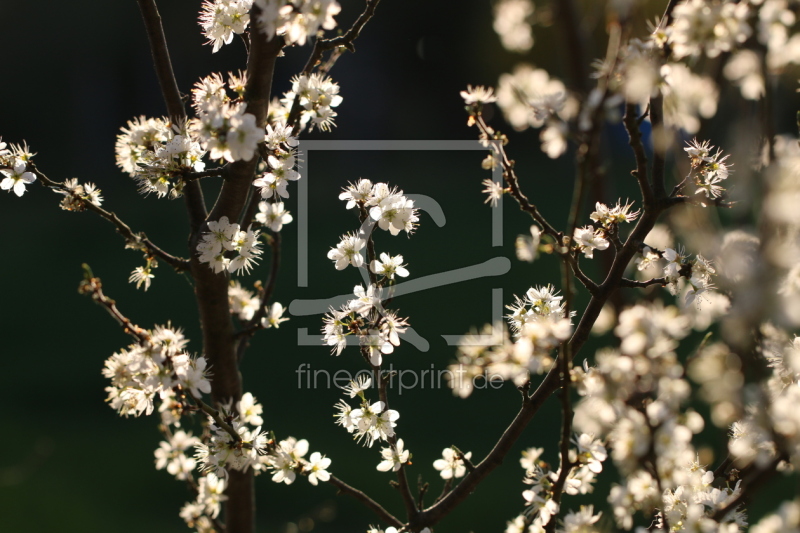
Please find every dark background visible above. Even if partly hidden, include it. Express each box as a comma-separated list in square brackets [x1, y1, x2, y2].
[0, 1, 797, 531]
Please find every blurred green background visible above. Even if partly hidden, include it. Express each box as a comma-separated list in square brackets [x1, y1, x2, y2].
[1, 0, 798, 531]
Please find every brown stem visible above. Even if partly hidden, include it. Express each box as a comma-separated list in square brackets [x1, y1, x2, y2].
[137, 1, 283, 531]
[569, 22, 622, 239]
[474, 118, 561, 240]
[188, 10, 282, 530]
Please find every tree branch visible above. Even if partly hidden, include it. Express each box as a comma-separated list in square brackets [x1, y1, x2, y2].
[188, 391, 243, 444]
[328, 474, 404, 528]
[30, 165, 190, 271]
[135, 0, 208, 232]
[474, 117, 561, 240]
[711, 455, 784, 522]
[545, 266, 576, 533]
[649, 93, 668, 200]
[286, 0, 382, 131]
[78, 267, 150, 342]
[417, 187, 678, 528]
[619, 277, 668, 289]
[235, 231, 281, 360]
[623, 103, 655, 208]
[555, 0, 589, 93]
[77, 267, 242, 445]
[564, 254, 600, 296]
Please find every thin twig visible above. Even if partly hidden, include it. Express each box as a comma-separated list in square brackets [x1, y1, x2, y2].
[474, 117, 561, 239]
[78, 268, 150, 342]
[235, 231, 281, 360]
[649, 94, 668, 200]
[565, 254, 600, 296]
[78, 268, 242, 444]
[328, 474, 404, 528]
[368, 340, 417, 521]
[30, 165, 190, 271]
[567, 22, 621, 238]
[648, 0, 683, 200]
[188, 391, 243, 443]
[286, 0, 382, 131]
[555, 0, 589, 93]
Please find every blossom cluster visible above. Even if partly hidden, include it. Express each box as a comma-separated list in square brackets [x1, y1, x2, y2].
[669, 0, 751, 59]
[267, 438, 332, 486]
[448, 285, 574, 398]
[189, 392, 332, 485]
[567, 302, 750, 530]
[57, 178, 104, 211]
[199, 0, 252, 52]
[335, 377, 400, 447]
[253, 123, 300, 200]
[200, 0, 342, 51]
[179, 473, 227, 530]
[196, 216, 262, 274]
[194, 414, 269, 476]
[227, 281, 289, 327]
[279, 73, 344, 132]
[635, 238, 717, 305]
[102, 325, 211, 418]
[190, 72, 262, 163]
[684, 138, 732, 201]
[337, 178, 420, 236]
[256, 0, 341, 45]
[113, 69, 330, 205]
[156, 430, 202, 482]
[0, 139, 37, 197]
[489, 65, 576, 158]
[725, 331, 800, 469]
[492, 0, 534, 53]
[468, 0, 800, 173]
[321, 179, 417, 364]
[509, 434, 607, 530]
[115, 116, 206, 199]
[322, 285, 409, 363]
